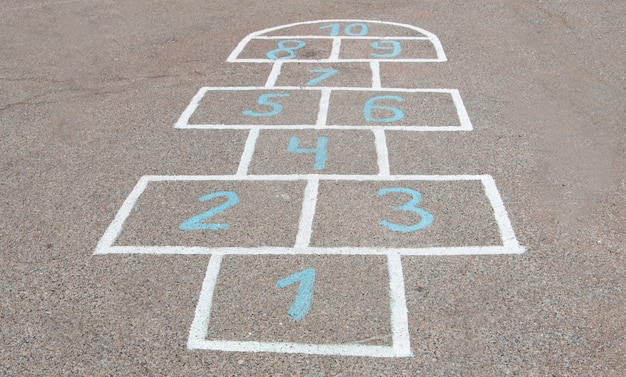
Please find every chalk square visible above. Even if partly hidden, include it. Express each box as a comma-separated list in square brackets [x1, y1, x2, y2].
[326, 89, 468, 130]
[248, 130, 379, 175]
[188, 254, 412, 357]
[274, 63, 374, 88]
[110, 179, 305, 249]
[207, 255, 391, 344]
[310, 180, 502, 249]
[185, 88, 321, 127]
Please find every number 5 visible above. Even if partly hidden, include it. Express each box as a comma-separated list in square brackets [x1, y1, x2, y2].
[377, 187, 433, 232]
[243, 93, 289, 117]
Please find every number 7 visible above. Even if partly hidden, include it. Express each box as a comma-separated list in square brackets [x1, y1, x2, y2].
[305, 69, 339, 86]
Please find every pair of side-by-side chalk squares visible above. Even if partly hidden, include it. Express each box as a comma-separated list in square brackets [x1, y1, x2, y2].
[243, 92, 406, 124]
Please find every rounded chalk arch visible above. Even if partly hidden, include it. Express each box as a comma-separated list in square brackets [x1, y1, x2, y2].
[228, 19, 447, 63]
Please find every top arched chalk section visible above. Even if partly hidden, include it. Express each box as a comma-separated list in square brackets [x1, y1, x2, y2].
[228, 20, 447, 63]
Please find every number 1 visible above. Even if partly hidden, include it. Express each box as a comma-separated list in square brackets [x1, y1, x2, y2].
[276, 268, 316, 321]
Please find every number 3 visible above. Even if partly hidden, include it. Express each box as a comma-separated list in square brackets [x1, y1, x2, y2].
[377, 187, 433, 232]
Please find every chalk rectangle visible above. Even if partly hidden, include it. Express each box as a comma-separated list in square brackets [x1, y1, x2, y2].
[182, 88, 322, 127]
[327, 89, 471, 130]
[101, 178, 305, 249]
[235, 38, 334, 61]
[339, 38, 438, 61]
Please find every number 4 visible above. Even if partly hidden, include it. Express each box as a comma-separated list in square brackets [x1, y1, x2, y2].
[287, 136, 328, 170]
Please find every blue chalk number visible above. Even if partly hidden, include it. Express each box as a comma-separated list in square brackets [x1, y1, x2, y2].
[266, 40, 306, 60]
[364, 95, 405, 123]
[180, 191, 239, 231]
[320, 23, 368, 36]
[243, 93, 289, 117]
[276, 268, 316, 321]
[287, 136, 328, 170]
[306, 69, 339, 86]
[377, 187, 433, 232]
[371, 40, 402, 58]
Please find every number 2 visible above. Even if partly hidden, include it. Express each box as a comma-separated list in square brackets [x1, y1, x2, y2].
[377, 187, 433, 232]
[179, 191, 239, 231]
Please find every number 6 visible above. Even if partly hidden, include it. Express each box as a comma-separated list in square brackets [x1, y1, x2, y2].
[364, 95, 405, 123]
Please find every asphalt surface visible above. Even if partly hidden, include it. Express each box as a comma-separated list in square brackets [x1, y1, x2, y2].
[1, 1, 624, 376]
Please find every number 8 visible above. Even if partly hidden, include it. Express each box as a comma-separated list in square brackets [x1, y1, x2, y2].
[266, 40, 306, 60]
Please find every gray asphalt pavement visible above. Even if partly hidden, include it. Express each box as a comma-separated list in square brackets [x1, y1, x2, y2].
[1, 1, 624, 376]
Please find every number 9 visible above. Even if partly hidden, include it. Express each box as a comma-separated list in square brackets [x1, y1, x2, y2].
[371, 40, 401, 58]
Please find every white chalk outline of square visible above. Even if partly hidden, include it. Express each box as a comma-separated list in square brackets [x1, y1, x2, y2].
[93, 175, 525, 256]
[174, 87, 472, 131]
[187, 253, 411, 357]
[228, 19, 447, 63]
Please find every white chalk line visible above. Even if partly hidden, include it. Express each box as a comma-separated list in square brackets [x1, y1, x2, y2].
[178, 124, 471, 131]
[251, 36, 432, 40]
[233, 58, 445, 63]
[187, 254, 223, 348]
[373, 129, 390, 176]
[387, 254, 412, 357]
[177, 86, 459, 93]
[329, 38, 341, 61]
[265, 61, 283, 88]
[315, 89, 331, 127]
[294, 178, 319, 248]
[93, 176, 150, 255]
[174, 87, 209, 129]
[189, 339, 400, 357]
[481, 176, 523, 249]
[370, 61, 381, 89]
[99, 245, 525, 256]
[236, 128, 260, 176]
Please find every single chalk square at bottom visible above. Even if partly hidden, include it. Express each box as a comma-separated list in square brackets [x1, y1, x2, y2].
[188, 254, 412, 357]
